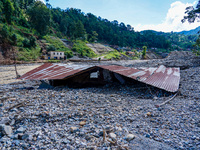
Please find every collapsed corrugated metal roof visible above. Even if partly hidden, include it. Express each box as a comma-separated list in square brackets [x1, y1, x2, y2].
[19, 63, 180, 92]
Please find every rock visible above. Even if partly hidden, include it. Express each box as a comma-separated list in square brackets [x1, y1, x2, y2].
[21, 143, 28, 149]
[18, 133, 29, 140]
[98, 131, 104, 136]
[12, 140, 20, 146]
[10, 120, 15, 126]
[0, 117, 10, 124]
[79, 132, 85, 137]
[125, 134, 135, 141]
[0, 124, 13, 136]
[153, 97, 158, 100]
[9, 98, 16, 101]
[10, 134, 18, 140]
[191, 136, 196, 140]
[109, 133, 116, 140]
[105, 125, 113, 133]
[60, 93, 65, 97]
[18, 133, 23, 140]
[70, 127, 79, 133]
[62, 139, 70, 144]
[16, 127, 26, 133]
[146, 112, 151, 117]
[85, 135, 93, 141]
[0, 103, 3, 107]
[79, 121, 86, 126]
[117, 127, 123, 131]
[146, 134, 150, 138]
[0, 136, 10, 143]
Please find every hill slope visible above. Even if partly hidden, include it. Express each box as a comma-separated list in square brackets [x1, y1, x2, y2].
[178, 26, 200, 35]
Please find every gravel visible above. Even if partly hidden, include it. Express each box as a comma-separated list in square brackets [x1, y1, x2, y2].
[0, 67, 199, 150]
[0, 52, 199, 149]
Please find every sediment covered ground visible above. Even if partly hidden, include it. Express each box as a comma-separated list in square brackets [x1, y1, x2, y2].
[0, 52, 199, 149]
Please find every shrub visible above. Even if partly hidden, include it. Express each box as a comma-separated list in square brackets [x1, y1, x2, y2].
[29, 36, 36, 48]
[104, 50, 121, 60]
[47, 45, 56, 51]
[22, 38, 30, 48]
[71, 40, 96, 58]
[11, 34, 17, 45]
[65, 51, 73, 58]
[0, 25, 9, 40]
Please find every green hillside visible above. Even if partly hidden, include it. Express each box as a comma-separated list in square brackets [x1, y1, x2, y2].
[0, 0, 199, 62]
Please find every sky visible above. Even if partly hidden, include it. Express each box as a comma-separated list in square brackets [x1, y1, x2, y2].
[40, 0, 200, 32]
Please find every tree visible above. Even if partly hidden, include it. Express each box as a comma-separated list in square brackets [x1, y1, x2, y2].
[0, 25, 9, 42]
[182, 0, 200, 23]
[88, 31, 98, 42]
[60, 17, 70, 35]
[142, 46, 147, 59]
[19, 0, 25, 9]
[4, 0, 14, 24]
[182, 1, 200, 55]
[0, 1, 3, 14]
[27, 1, 50, 35]
[74, 20, 85, 39]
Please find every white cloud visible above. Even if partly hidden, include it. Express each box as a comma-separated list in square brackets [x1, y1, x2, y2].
[135, 1, 200, 32]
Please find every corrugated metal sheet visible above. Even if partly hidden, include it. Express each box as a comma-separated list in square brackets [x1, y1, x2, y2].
[19, 63, 180, 92]
[99, 65, 180, 92]
[19, 63, 93, 80]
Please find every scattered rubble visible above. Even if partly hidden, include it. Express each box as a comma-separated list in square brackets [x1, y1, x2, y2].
[0, 51, 199, 149]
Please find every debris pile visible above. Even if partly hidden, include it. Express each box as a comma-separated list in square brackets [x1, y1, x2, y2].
[124, 51, 200, 69]
[0, 71, 199, 149]
[0, 51, 199, 149]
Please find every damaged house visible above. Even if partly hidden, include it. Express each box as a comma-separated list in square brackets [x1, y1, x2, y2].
[18, 63, 180, 93]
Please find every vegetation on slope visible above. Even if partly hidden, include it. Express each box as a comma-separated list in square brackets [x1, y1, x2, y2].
[43, 36, 73, 58]
[71, 40, 96, 58]
[0, 0, 199, 62]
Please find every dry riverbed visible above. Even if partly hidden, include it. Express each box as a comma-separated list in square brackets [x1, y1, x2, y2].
[0, 64, 41, 84]
[0, 59, 199, 149]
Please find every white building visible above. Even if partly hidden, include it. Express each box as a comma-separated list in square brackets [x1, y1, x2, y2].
[49, 51, 65, 60]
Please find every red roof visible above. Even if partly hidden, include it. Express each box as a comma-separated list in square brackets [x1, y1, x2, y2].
[19, 63, 180, 92]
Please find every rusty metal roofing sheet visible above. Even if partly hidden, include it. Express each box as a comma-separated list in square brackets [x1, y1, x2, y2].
[19, 63, 92, 80]
[99, 65, 180, 92]
[19, 63, 180, 92]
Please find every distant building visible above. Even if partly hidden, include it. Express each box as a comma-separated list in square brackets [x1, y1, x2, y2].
[49, 51, 65, 60]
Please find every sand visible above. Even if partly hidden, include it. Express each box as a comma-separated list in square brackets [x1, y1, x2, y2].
[0, 64, 42, 84]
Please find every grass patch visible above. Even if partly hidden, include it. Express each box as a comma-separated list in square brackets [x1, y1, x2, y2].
[47, 59, 61, 63]
[43, 36, 73, 58]
[17, 46, 41, 61]
[72, 40, 96, 58]
[104, 50, 121, 59]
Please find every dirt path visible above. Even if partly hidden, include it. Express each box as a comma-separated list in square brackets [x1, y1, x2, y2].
[0, 64, 42, 84]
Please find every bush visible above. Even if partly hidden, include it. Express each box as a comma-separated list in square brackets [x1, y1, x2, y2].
[22, 36, 37, 48]
[65, 51, 73, 58]
[11, 33, 17, 45]
[47, 45, 56, 51]
[22, 38, 30, 47]
[29, 36, 36, 48]
[104, 50, 121, 60]
[18, 17, 29, 28]
[0, 25, 9, 40]
[71, 40, 96, 58]
[17, 46, 41, 61]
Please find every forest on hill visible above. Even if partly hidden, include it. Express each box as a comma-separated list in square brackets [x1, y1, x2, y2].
[0, 0, 199, 61]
